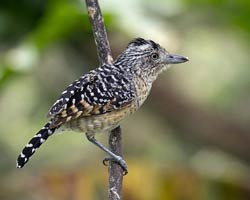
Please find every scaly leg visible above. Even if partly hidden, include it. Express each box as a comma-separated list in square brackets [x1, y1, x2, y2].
[85, 133, 128, 175]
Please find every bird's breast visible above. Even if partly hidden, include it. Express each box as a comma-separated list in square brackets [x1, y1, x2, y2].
[134, 77, 151, 109]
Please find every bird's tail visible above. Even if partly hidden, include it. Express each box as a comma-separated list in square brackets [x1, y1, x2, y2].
[16, 121, 57, 168]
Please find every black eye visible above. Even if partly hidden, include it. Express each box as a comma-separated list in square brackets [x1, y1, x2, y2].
[151, 53, 159, 60]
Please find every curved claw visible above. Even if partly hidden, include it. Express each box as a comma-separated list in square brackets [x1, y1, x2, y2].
[102, 157, 110, 166]
[118, 158, 128, 175]
[102, 156, 128, 176]
[122, 168, 128, 176]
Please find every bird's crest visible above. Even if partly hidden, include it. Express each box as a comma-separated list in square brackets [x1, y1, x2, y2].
[128, 38, 160, 50]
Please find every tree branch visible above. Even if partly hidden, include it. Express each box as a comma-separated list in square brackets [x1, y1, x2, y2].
[109, 126, 123, 200]
[85, 0, 113, 65]
[85, 0, 123, 199]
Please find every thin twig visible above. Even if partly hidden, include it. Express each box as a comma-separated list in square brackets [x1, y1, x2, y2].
[109, 126, 123, 200]
[85, 0, 123, 199]
[85, 0, 113, 65]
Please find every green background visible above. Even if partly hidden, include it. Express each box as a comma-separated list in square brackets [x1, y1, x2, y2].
[1, 0, 250, 199]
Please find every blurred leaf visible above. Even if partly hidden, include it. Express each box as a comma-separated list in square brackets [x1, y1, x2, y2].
[183, 0, 250, 35]
[0, 0, 47, 44]
[28, 1, 89, 50]
[0, 66, 17, 89]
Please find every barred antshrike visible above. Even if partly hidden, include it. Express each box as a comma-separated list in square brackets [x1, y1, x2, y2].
[17, 38, 188, 174]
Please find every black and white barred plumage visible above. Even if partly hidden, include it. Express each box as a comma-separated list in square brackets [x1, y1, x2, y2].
[17, 122, 56, 167]
[17, 64, 135, 168]
[17, 38, 188, 168]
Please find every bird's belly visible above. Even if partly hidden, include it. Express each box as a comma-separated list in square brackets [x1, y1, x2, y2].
[60, 106, 136, 134]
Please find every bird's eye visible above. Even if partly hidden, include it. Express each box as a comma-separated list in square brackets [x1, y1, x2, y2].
[151, 53, 159, 60]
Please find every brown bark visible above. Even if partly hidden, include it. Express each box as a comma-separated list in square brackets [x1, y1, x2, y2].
[85, 0, 113, 65]
[85, 0, 123, 199]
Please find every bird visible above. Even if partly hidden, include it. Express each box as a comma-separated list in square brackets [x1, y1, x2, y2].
[16, 38, 188, 174]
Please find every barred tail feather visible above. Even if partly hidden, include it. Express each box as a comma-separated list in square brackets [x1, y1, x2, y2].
[16, 122, 56, 168]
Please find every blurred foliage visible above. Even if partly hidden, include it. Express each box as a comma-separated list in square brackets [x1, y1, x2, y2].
[184, 0, 250, 34]
[1, 0, 250, 199]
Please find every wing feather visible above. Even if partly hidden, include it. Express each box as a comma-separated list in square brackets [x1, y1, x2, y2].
[48, 67, 135, 128]
[47, 71, 96, 118]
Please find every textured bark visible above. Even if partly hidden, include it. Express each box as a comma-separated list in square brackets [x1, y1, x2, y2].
[109, 126, 123, 200]
[85, 0, 123, 199]
[85, 0, 113, 65]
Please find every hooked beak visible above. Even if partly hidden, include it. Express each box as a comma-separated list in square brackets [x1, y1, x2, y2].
[165, 54, 189, 64]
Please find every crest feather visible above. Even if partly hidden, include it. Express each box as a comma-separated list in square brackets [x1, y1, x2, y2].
[128, 38, 160, 50]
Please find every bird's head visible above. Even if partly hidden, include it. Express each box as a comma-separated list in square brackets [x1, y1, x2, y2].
[115, 38, 188, 82]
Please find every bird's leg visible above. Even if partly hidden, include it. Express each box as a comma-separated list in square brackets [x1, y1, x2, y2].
[85, 133, 128, 175]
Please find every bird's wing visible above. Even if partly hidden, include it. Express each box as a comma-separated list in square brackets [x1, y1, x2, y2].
[48, 70, 96, 118]
[48, 68, 135, 128]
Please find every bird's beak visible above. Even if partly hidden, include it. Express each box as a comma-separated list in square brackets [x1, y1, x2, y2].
[165, 54, 189, 64]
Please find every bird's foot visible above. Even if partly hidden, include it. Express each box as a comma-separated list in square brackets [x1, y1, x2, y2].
[103, 156, 128, 175]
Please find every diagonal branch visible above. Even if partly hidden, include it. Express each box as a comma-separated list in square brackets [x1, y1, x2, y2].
[85, 0, 113, 65]
[85, 0, 123, 199]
